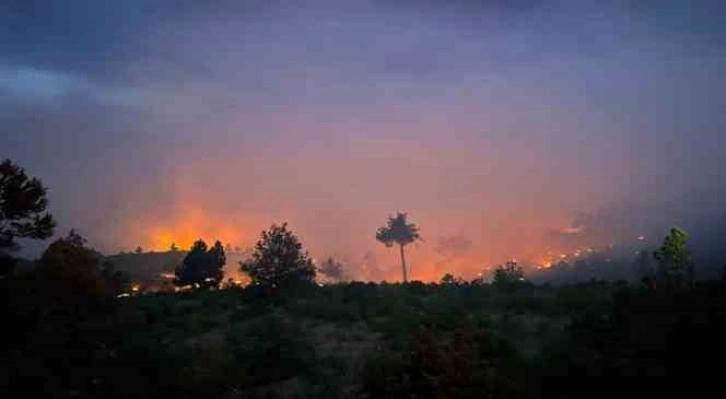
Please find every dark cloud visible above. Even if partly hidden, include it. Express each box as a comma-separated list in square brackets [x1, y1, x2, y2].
[1, 1, 137, 82]
[0, 84, 170, 255]
[0, 0, 278, 85]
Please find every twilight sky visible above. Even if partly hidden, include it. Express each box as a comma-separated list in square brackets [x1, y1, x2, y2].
[2, 0, 725, 281]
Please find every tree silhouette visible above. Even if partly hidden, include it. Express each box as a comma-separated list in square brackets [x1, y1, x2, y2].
[440, 273, 464, 285]
[170, 242, 179, 252]
[376, 212, 421, 282]
[492, 260, 525, 287]
[240, 223, 315, 289]
[174, 239, 225, 288]
[208, 240, 226, 286]
[183, 240, 207, 285]
[38, 230, 105, 300]
[0, 159, 55, 275]
[653, 227, 694, 288]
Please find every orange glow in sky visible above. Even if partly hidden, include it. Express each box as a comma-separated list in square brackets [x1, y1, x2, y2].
[143, 205, 249, 252]
[129, 200, 576, 282]
[98, 99, 616, 283]
[4, 0, 725, 285]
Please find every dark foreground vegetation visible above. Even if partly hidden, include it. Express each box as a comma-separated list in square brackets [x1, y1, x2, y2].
[3, 277, 726, 398]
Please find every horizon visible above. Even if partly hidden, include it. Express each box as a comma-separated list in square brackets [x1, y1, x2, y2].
[3, 0, 725, 282]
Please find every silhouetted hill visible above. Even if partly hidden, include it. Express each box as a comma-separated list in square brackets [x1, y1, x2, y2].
[106, 251, 185, 282]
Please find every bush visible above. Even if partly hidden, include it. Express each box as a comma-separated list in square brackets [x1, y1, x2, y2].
[227, 313, 316, 388]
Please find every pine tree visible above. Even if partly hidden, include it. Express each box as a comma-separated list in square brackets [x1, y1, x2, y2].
[174, 239, 226, 288]
[240, 223, 315, 289]
[653, 227, 694, 288]
[0, 159, 55, 276]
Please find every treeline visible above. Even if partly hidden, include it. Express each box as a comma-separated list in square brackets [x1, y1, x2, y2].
[2, 159, 726, 398]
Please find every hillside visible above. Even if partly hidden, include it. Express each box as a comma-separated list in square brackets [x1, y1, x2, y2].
[4, 275, 726, 398]
[106, 251, 186, 282]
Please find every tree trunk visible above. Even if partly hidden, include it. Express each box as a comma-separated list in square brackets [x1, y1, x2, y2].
[400, 244, 408, 283]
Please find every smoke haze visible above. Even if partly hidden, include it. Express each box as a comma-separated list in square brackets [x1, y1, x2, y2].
[2, 0, 725, 280]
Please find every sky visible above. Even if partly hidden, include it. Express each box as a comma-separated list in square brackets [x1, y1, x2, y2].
[2, 0, 725, 281]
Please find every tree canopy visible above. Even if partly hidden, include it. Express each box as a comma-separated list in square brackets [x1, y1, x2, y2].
[440, 273, 464, 285]
[492, 260, 526, 287]
[376, 212, 421, 282]
[0, 159, 55, 275]
[241, 223, 315, 288]
[375, 212, 421, 248]
[174, 239, 226, 288]
[37, 229, 125, 300]
[653, 227, 694, 288]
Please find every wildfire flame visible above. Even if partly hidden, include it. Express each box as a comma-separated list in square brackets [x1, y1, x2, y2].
[139, 204, 257, 251]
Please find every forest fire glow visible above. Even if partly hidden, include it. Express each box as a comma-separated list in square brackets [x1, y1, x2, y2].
[139, 205, 254, 252]
[116, 197, 634, 283]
